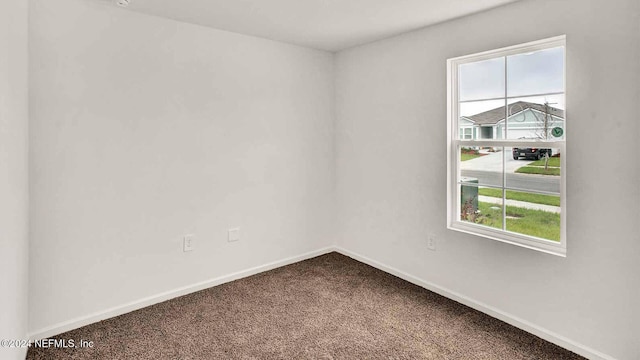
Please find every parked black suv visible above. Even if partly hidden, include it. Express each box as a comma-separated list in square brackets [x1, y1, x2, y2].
[512, 147, 552, 160]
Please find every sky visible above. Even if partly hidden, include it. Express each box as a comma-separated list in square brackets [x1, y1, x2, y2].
[458, 46, 565, 117]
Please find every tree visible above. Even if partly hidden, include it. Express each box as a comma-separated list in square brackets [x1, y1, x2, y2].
[531, 101, 555, 170]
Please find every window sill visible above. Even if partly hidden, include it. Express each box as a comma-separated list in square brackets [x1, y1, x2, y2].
[448, 221, 566, 257]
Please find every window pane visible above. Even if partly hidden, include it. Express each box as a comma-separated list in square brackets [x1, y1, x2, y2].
[504, 190, 561, 242]
[459, 146, 503, 188]
[459, 57, 505, 101]
[461, 185, 504, 230]
[507, 46, 564, 97]
[503, 96, 565, 140]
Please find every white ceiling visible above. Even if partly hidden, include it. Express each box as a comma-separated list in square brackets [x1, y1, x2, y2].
[114, 0, 521, 52]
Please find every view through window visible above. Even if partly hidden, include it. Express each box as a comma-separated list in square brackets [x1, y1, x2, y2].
[447, 36, 566, 255]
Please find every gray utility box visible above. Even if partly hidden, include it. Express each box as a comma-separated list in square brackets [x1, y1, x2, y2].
[460, 176, 478, 213]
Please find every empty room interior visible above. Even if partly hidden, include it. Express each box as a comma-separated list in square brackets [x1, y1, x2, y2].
[1, 0, 639, 359]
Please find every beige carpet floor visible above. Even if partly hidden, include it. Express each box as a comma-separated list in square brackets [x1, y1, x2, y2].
[27, 252, 584, 359]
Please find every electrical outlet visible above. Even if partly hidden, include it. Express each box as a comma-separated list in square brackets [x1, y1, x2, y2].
[228, 228, 240, 242]
[183, 234, 194, 252]
[427, 235, 436, 251]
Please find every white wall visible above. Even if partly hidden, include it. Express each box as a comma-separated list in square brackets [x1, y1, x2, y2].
[29, 0, 335, 335]
[0, 0, 29, 359]
[335, 0, 640, 359]
[25, 0, 640, 357]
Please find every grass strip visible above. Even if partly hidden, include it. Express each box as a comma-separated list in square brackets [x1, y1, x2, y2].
[528, 157, 560, 167]
[515, 166, 560, 176]
[461, 153, 483, 161]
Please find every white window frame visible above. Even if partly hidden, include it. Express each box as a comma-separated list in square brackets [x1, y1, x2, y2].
[446, 35, 567, 256]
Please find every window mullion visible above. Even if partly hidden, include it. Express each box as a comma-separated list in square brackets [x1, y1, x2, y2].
[502, 56, 508, 231]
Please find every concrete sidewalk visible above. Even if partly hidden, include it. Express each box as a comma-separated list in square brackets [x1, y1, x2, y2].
[479, 195, 560, 213]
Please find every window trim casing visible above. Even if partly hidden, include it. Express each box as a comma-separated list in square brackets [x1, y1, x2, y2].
[446, 35, 567, 257]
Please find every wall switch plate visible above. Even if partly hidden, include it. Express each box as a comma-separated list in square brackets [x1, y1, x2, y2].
[183, 234, 194, 252]
[228, 228, 240, 242]
[427, 235, 436, 251]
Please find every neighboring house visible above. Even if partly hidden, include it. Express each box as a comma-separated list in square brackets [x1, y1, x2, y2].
[460, 101, 565, 140]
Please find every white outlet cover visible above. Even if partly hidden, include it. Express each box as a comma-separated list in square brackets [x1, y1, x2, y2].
[183, 234, 194, 252]
[228, 228, 240, 242]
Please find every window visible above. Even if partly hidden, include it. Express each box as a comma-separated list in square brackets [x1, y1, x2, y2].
[459, 127, 473, 140]
[447, 36, 566, 256]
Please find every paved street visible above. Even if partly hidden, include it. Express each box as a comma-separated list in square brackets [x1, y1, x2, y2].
[461, 170, 560, 194]
[460, 150, 560, 194]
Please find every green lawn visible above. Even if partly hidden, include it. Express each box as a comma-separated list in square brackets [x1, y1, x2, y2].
[460, 148, 485, 162]
[461, 153, 483, 161]
[528, 156, 560, 167]
[478, 188, 560, 206]
[463, 202, 560, 242]
[515, 166, 561, 176]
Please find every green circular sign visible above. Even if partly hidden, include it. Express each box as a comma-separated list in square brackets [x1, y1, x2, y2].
[552, 127, 564, 137]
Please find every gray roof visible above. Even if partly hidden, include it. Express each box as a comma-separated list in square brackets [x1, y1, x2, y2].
[464, 101, 565, 125]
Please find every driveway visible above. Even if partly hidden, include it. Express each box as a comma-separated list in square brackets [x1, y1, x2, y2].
[460, 150, 527, 173]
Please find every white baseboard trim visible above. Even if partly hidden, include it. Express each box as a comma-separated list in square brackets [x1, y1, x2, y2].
[28, 246, 334, 341]
[333, 246, 616, 360]
[27, 245, 615, 360]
